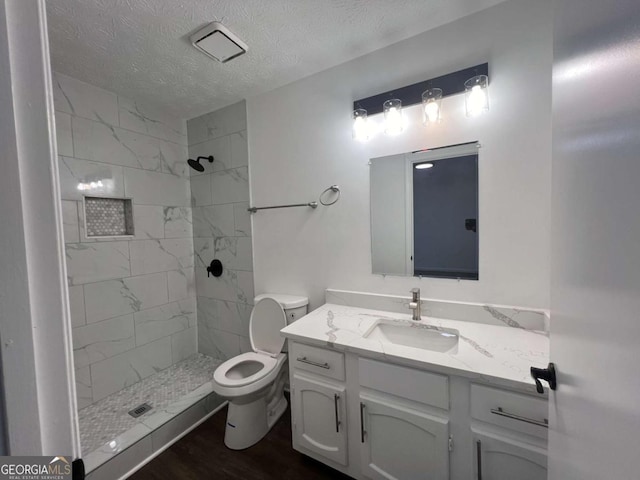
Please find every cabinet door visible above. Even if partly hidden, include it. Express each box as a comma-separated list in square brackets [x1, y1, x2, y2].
[474, 431, 547, 480]
[291, 373, 347, 465]
[360, 395, 449, 480]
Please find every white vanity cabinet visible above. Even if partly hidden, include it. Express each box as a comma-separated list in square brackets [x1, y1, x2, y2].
[473, 431, 547, 480]
[360, 394, 449, 480]
[290, 373, 348, 466]
[287, 340, 548, 480]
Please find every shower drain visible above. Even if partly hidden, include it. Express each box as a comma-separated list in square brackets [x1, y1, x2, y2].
[128, 403, 153, 418]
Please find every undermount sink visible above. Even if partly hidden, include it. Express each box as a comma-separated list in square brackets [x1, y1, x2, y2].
[364, 321, 459, 353]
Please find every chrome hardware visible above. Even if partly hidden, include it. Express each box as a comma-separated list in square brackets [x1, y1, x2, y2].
[490, 407, 549, 428]
[248, 185, 340, 213]
[334, 394, 341, 432]
[296, 356, 330, 369]
[248, 201, 317, 213]
[476, 440, 483, 480]
[360, 402, 366, 443]
[409, 288, 421, 321]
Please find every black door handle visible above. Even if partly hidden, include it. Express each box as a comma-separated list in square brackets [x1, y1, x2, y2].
[530, 362, 557, 394]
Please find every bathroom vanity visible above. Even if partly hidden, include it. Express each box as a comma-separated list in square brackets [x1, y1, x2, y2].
[281, 300, 550, 480]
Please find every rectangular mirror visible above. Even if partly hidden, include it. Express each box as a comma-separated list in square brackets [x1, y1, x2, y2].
[370, 142, 479, 279]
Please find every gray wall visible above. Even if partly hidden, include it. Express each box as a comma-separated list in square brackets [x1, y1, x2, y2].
[54, 73, 196, 408]
[187, 102, 255, 360]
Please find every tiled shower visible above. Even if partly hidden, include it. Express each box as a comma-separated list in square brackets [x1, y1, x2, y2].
[54, 72, 254, 474]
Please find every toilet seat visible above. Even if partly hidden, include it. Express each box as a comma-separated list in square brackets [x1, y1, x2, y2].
[213, 297, 289, 392]
[214, 352, 278, 388]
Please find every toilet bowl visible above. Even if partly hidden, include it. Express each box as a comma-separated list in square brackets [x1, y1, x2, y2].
[212, 294, 308, 450]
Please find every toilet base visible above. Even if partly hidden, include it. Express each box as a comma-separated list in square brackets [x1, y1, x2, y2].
[223, 392, 288, 450]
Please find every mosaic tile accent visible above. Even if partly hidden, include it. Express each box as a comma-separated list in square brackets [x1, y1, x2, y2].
[79, 353, 220, 455]
[84, 196, 134, 237]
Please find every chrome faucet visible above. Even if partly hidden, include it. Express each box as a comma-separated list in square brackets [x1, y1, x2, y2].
[409, 288, 421, 321]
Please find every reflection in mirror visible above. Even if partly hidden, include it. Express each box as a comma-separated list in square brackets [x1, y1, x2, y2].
[370, 142, 479, 280]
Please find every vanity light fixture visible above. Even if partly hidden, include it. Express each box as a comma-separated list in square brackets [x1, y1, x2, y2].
[351, 63, 489, 140]
[352, 108, 369, 142]
[383, 99, 404, 136]
[464, 75, 490, 117]
[422, 88, 442, 125]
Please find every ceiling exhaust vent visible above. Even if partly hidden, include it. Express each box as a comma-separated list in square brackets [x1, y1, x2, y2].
[190, 22, 248, 63]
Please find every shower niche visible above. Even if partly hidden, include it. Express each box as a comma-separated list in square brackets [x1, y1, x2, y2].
[83, 196, 135, 238]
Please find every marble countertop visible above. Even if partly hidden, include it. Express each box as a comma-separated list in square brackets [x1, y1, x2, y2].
[281, 303, 549, 394]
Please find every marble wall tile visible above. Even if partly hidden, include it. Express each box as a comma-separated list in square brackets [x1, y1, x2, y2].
[58, 156, 125, 201]
[73, 118, 163, 171]
[187, 135, 231, 174]
[83, 272, 169, 323]
[187, 101, 246, 145]
[193, 238, 214, 268]
[56, 112, 74, 157]
[189, 174, 212, 206]
[229, 131, 248, 168]
[213, 237, 253, 272]
[90, 337, 173, 401]
[171, 327, 197, 363]
[124, 168, 190, 207]
[164, 207, 192, 238]
[69, 285, 86, 327]
[62, 200, 80, 243]
[195, 267, 254, 305]
[197, 325, 240, 361]
[117, 96, 187, 146]
[66, 242, 131, 285]
[233, 202, 251, 237]
[192, 205, 235, 238]
[53, 72, 119, 124]
[133, 205, 164, 240]
[56, 73, 197, 410]
[134, 299, 196, 346]
[73, 314, 136, 369]
[167, 268, 195, 302]
[75, 366, 93, 410]
[238, 335, 252, 354]
[159, 140, 189, 178]
[129, 238, 194, 275]
[197, 297, 251, 337]
[211, 167, 249, 204]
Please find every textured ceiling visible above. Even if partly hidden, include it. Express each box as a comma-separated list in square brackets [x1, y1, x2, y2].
[47, 0, 507, 119]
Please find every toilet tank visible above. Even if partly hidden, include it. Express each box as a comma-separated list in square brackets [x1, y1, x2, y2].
[254, 294, 308, 325]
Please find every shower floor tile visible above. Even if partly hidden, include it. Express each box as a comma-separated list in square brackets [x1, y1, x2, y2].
[79, 353, 221, 463]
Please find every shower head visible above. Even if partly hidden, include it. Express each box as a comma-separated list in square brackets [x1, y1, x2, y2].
[187, 155, 214, 172]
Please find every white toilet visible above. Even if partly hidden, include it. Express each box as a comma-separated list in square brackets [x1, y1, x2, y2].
[212, 293, 308, 450]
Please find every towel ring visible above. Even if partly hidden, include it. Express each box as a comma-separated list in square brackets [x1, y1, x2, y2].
[319, 185, 341, 206]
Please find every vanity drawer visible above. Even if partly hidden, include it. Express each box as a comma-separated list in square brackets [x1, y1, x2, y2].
[470, 384, 548, 439]
[290, 342, 345, 381]
[359, 358, 449, 410]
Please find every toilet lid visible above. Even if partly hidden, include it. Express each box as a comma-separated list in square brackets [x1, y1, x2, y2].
[250, 297, 287, 355]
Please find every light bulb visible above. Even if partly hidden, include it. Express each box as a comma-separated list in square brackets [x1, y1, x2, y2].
[415, 163, 434, 170]
[421, 88, 442, 125]
[424, 101, 440, 123]
[464, 75, 489, 117]
[467, 86, 487, 116]
[352, 109, 369, 142]
[383, 99, 403, 135]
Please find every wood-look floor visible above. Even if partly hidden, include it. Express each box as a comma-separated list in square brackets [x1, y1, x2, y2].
[129, 401, 352, 480]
